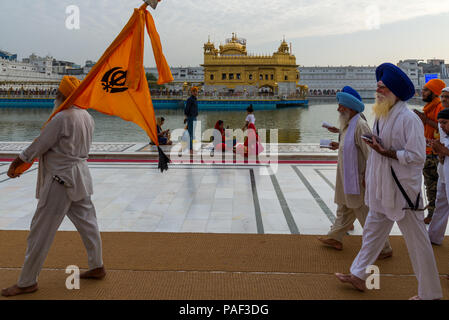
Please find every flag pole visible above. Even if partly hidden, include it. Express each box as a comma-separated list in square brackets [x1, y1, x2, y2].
[143, 0, 160, 10]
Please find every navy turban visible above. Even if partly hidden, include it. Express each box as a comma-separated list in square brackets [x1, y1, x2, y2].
[337, 92, 365, 113]
[437, 108, 449, 120]
[342, 86, 362, 102]
[376, 63, 415, 101]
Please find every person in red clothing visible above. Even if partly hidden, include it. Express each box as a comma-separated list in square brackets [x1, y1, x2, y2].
[414, 79, 446, 224]
[213, 120, 227, 152]
[235, 123, 264, 158]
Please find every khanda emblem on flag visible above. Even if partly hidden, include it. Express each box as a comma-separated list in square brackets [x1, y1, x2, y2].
[101, 67, 129, 93]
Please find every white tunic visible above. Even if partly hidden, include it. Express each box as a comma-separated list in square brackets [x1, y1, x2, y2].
[365, 101, 426, 221]
[19, 106, 95, 202]
[245, 114, 255, 125]
[437, 124, 449, 184]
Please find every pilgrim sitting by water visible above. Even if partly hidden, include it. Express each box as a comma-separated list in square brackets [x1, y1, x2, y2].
[235, 123, 264, 158]
[212, 120, 236, 152]
[155, 117, 172, 145]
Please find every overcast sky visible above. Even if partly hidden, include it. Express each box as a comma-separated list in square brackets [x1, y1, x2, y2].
[1, 0, 448, 67]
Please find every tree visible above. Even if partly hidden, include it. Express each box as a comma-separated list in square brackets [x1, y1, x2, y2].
[146, 72, 165, 89]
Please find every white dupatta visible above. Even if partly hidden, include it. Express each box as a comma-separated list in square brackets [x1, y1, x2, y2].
[369, 101, 408, 210]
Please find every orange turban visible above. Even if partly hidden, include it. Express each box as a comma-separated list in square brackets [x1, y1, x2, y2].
[58, 76, 81, 98]
[191, 86, 199, 93]
[425, 79, 446, 96]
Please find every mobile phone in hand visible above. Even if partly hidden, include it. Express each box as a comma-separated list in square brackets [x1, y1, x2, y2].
[361, 134, 374, 143]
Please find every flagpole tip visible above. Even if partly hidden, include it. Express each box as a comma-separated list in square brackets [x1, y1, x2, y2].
[143, 0, 159, 10]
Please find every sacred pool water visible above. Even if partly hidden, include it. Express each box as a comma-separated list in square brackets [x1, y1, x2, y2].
[0, 100, 421, 144]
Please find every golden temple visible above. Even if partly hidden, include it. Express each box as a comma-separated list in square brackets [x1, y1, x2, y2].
[202, 33, 302, 96]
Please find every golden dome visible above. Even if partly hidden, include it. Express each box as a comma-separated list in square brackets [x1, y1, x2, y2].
[277, 39, 290, 54]
[219, 33, 247, 56]
[204, 36, 218, 55]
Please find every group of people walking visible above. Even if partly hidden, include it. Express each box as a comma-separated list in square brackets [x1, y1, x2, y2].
[318, 63, 448, 300]
[1, 62, 449, 299]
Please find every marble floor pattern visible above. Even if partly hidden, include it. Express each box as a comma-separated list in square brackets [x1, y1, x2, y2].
[0, 161, 444, 237]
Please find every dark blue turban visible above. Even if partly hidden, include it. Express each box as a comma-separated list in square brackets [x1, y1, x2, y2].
[376, 63, 415, 101]
[437, 108, 449, 120]
[342, 86, 362, 102]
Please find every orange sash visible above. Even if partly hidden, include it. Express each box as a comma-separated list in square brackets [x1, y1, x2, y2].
[423, 98, 443, 154]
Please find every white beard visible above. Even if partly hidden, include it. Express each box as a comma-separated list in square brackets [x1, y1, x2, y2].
[339, 111, 351, 130]
[372, 93, 397, 119]
[52, 97, 63, 114]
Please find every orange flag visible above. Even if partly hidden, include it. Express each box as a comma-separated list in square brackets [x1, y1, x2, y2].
[47, 3, 173, 171]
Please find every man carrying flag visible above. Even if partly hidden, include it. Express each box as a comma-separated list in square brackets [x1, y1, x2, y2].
[2, 76, 105, 297]
[1, 1, 172, 297]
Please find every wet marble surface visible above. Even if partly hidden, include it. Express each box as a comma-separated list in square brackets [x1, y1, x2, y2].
[0, 161, 438, 237]
[0, 142, 337, 155]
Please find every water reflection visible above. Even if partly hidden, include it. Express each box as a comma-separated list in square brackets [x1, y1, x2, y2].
[0, 100, 422, 143]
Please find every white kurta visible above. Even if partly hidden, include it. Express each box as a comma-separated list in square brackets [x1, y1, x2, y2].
[16, 106, 103, 287]
[334, 116, 371, 209]
[19, 106, 94, 202]
[364, 101, 426, 221]
[428, 124, 449, 245]
[350, 101, 442, 300]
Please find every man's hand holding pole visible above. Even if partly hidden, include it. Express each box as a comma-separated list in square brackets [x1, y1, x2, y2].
[7, 157, 26, 179]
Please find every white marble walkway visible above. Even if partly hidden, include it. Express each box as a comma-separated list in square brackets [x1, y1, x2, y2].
[0, 162, 444, 237]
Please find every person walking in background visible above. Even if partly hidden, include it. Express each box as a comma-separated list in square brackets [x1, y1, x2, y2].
[184, 87, 199, 154]
[427, 89, 449, 246]
[440, 87, 449, 111]
[414, 79, 446, 224]
[428, 108, 449, 247]
[318, 87, 392, 258]
[242, 105, 255, 131]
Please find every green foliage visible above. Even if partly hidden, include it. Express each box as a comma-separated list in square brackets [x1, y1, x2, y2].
[146, 72, 165, 89]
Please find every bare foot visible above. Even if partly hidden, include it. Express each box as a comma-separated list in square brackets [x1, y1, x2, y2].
[409, 295, 441, 300]
[349, 224, 354, 231]
[377, 250, 393, 260]
[80, 266, 106, 280]
[335, 273, 366, 292]
[318, 237, 343, 250]
[1, 283, 38, 297]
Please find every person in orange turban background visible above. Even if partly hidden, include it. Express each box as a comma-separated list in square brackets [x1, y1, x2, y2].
[414, 78, 447, 224]
[2, 75, 105, 297]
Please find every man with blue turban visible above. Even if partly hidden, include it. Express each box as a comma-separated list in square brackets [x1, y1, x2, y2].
[336, 63, 442, 300]
[318, 87, 392, 258]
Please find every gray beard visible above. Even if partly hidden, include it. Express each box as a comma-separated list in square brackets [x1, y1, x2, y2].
[339, 112, 350, 130]
[52, 99, 63, 114]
